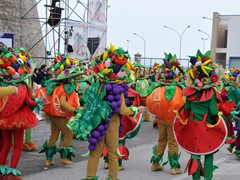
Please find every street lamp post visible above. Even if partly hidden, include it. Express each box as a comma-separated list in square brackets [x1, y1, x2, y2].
[198, 29, 212, 48]
[201, 38, 208, 53]
[133, 33, 146, 66]
[126, 39, 130, 51]
[202, 16, 213, 21]
[164, 25, 190, 60]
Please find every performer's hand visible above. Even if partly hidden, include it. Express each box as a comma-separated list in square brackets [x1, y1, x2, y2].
[25, 96, 38, 107]
[138, 106, 146, 114]
[12, 86, 18, 94]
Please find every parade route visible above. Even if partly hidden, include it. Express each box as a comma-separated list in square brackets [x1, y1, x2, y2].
[17, 120, 240, 180]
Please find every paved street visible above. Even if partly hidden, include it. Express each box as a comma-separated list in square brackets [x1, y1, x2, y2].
[11, 118, 240, 180]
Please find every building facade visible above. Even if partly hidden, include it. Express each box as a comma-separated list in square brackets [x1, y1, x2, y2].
[212, 12, 240, 68]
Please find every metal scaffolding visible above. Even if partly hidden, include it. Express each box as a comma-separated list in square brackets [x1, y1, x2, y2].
[20, 0, 89, 65]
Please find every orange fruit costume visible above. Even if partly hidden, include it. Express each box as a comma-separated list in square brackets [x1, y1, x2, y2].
[146, 53, 185, 175]
[35, 54, 82, 167]
[0, 47, 39, 179]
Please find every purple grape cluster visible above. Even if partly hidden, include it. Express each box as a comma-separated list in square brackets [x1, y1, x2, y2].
[88, 120, 110, 151]
[87, 83, 130, 151]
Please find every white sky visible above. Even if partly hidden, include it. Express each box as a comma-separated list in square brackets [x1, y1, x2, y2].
[37, 0, 240, 61]
[107, 0, 240, 59]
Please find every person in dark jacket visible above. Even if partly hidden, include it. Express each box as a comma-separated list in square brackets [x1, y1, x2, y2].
[36, 65, 47, 84]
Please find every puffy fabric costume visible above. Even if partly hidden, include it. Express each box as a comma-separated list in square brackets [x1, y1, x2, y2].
[0, 48, 39, 180]
[36, 54, 82, 167]
[146, 53, 185, 175]
[69, 44, 143, 180]
[173, 50, 227, 180]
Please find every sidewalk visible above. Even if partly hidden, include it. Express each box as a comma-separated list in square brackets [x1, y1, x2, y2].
[24, 143, 240, 180]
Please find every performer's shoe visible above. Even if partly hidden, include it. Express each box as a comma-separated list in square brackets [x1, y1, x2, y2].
[170, 168, 181, 175]
[45, 160, 55, 167]
[227, 147, 233, 153]
[234, 154, 240, 160]
[60, 158, 74, 165]
[1, 174, 22, 180]
[118, 166, 125, 171]
[28, 141, 38, 151]
[104, 162, 109, 169]
[22, 143, 33, 151]
[151, 163, 164, 171]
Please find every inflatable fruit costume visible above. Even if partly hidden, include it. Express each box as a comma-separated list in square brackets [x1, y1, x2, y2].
[146, 53, 185, 175]
[0, 47, 39, 179]
[173, 50, 227, 180]
[35, 54, 82, 167]
[68, 44, 145, 180]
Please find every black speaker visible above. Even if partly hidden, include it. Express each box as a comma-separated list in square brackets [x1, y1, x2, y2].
[47, 7, 63, 27]
[45, 0, 63, 27]
[87, 37, 100, 55]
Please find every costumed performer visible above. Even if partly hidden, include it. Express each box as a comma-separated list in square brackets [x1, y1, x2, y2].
[68, 44, 145, 180]
[0, 47, 39, 180]
[36, 53, 82, 166]
[146, 53, 185, 175]
[173, 50, 228, 180]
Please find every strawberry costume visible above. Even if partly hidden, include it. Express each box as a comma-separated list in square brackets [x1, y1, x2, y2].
[0, 47, 38, 180]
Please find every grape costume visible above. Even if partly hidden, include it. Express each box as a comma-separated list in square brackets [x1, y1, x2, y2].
[69, 44, 138, 180]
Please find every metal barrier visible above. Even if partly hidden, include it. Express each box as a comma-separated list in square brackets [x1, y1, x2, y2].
[138, 57, 190, 68]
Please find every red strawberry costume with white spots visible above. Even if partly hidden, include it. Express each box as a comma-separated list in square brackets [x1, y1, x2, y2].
[0, 84, 38, 179]
[0, 85, 38, 129]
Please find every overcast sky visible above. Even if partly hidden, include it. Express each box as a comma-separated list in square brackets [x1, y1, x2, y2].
[38, 0, 240, 62]
[107, 0, 240, 59]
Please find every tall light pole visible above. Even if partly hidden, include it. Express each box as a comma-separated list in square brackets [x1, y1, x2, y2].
[133, 33, 146, 66]
[126, 39, 130, 51]
[201, 38, 208, 53]
[164, 25, 190, 60]
[198, 29, 212, 49]
[202, 16, 213, 21]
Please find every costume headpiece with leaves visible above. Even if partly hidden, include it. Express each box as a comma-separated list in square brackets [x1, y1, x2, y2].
[155, 53, 185, 86]
[187, 50, 219, 89]
[0, 47, 36, 85]
[51, 52, 83, 82]
[92, 43, 135, 83]
[222, 68, 240, 87]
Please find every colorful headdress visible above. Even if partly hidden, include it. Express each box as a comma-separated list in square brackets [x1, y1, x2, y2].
[0, 47, 36, 85]
[222, 68, 240, 87]
[187, 50, 219, 89]
[91, 43, 135, 83]
[133, 62, 148, 80]
[155, 53, 185, 85]
[51, 53, 83, 81]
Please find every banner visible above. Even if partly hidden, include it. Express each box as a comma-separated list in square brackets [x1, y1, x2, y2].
[88, 24, 107, 57]
[88, 0, 107, 25]
[0, 32, 14, 48]
[67, 21, 89, 60]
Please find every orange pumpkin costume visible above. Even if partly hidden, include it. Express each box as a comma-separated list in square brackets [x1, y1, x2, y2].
[146, 53, 185, 175]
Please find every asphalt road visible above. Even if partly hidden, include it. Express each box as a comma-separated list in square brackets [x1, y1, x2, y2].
[7, 117, 240, 180]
